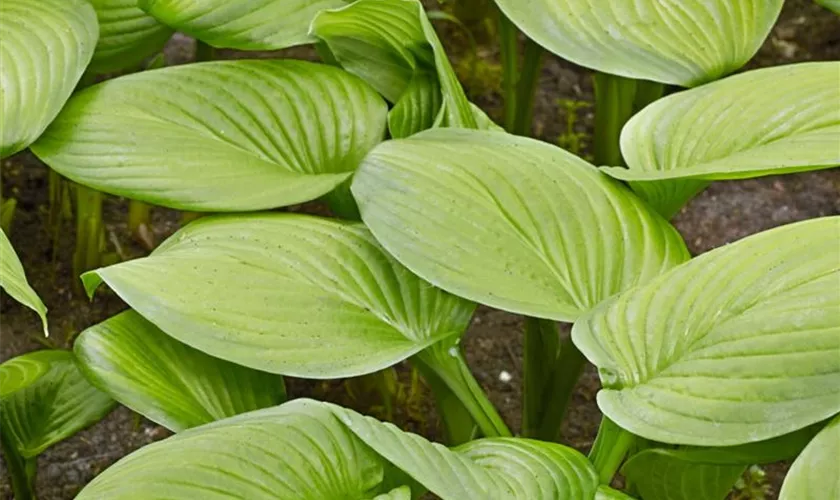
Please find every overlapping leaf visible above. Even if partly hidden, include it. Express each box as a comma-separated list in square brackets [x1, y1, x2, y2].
[573, 217, 840, 446]
[75, 310, 286, 432]
[331, 403, 608, 499]
[77, 399, 627, 499]
[780, 414, 840, 500]
[75, 399, 398, 499]
[0, 0, 98, 157]
[88, 0, 173, 73]
[622, 449, 745, 500]
[606, 63, 840, 217]
[32, 60, 387, 211]
[0, 229, 47, 335]
[494, 0, 782, 87]
[0, 350, 114, 457]
[352, 129, 688, 322]
[139, 0, 345, 50]
[311, 0, 477, 131]
[82, 214, 474, 378]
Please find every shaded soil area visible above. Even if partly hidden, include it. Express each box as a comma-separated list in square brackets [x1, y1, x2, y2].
[1, 1, 838, 498]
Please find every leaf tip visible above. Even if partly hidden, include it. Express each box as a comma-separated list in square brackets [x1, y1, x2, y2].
[80, 271, 104, 301]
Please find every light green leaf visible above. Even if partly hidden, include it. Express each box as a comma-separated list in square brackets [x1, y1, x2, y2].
[311, 0, 476, 128]
[0, 0, 98, 158]
[82, 214, 474, 378]
[389, 72, 443, 139]
[74, 310, 286, 432]
[0, 353, 47, 399]
[31, 60, 387, 211]
[139, 0, 345, 50]
[495, 0, 782, 87]
[331, 404, 600, 499]
[605, 63, 840, 218]
[88, 0, 173, 74]
[596, 486, 636, 500]
[622, 449, 745, 500]
[352, 129, 688, 322]
[674, 424, 823, 465]
[76, 399, 401, 499]
[0, 350, 114, 457]
[0, 229, 47, 335]
[816, 0, 840, 14]
[572, 217, 840, 446]
[780, 414, 840, 500]
[374, 486, 412, 500]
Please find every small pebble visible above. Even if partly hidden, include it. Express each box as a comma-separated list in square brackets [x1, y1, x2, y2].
[498, 370, 513, 383]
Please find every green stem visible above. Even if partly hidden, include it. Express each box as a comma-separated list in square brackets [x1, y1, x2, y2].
[73, 184, 104, 281]
[413, 341, 511, 439]
[418, 365, 478, 445]
[195, 40, 215, 62]
[592, 72, 638, 166]
[1, 435, 36, 500]
[511, 40, 544, 136]
[497, 11, 519, 132]
[632, 80, 665, 113]
[589, 417, 636, 484]
[128, 200, 154, 249]
[534, 336, 586, 441]
[522, 317, 559, 437]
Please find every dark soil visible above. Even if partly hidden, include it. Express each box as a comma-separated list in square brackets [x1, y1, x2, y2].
[1, 1, 838, 498]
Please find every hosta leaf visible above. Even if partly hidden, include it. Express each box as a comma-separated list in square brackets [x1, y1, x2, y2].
[0, 229, 47, 335]
[331, 404, 600, 499]
[0, 350, 114, 457]
[605, 63, 840, 218]
[0, 0, 98, 157]
[76, 399, 401, 499]
[82, 214, 474, 378]
[494, 0, 782, 87]
[780, 414, 840, 500]
[816, 0, 840, 14]
[32, 60, 387, 211]
[139, 0, 345, 50]
[75, 310, 286, 432]
[374, 486, 412, 500]
[89, 0, 173, 74]
[572, 217, 840, 446]
[389, 72, 443, 139]
[352, 129, 688, 322]
[311, 0, 476, 128]
[622, 449, 745, 500]
[0, 354, 46, 399]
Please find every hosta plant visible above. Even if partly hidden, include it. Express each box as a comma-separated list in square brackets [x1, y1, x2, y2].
[1, 0, 839, 499]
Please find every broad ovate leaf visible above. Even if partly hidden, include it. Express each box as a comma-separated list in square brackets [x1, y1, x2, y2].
[780, 414, 840, 500]
[495, 0, 782, 87]
[139, 0, 345, 50]
[82, 214, 474, 378]
[88, 0, 173, 74]
[0, 0, 98, 157]
[311, 0, 476, 129]
[0, 229, 47, 335]
[0, 350, 114, 457]
[352, 129, 688, 322]
[331, 403, 601, 499]
[622, 449, 745, 500]
[605, 63, 840, 218]
[75, 310, 286, 432]
[32, 60, 387, 211]
[573, 217, 840, 446]
[76, 399, 401, 499]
